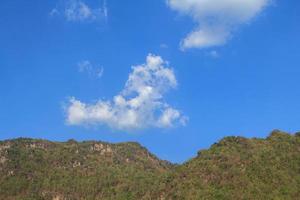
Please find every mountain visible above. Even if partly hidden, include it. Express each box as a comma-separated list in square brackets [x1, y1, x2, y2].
[163, 130, 300, 199]
[0, 130, 300, 200]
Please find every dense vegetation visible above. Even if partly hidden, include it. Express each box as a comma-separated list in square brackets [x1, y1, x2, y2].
[0, 130, 300, 199]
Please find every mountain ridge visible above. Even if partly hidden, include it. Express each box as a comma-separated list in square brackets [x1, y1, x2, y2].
[1, 130, 300, 199]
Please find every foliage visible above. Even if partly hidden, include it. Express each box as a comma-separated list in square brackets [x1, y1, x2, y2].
[0, 130, 300, 199]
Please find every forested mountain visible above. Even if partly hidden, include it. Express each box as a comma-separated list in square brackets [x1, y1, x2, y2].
[1, 130, 300, 200]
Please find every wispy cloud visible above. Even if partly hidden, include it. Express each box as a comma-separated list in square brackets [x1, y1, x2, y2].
[49, 8, 59, 17]
[208, 50, 219, 58]
[50, 0, 107, 23]
[160, 44, 169, 49]
[167, 0, 271, 50]
[66, 54, 187, 131]
[78, 60, 104, 79]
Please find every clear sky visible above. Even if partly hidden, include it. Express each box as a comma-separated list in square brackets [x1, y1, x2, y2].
[0, 0, 300, 163]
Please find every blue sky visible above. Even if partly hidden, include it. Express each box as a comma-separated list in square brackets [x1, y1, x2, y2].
[0, 0, 300, 163]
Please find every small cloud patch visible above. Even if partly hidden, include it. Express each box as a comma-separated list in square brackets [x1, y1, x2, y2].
[78, 60, 104, 79]
[50, 0, 107, 23]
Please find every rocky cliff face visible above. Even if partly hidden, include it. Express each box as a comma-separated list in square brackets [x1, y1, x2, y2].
[0, 130, 300, 200]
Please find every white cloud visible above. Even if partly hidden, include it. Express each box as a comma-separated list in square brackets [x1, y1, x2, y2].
[50, 0, 107, 22]
[66, 54, 186, 130]
[78, 60, 104, 78]
[167, 0, 270, 49]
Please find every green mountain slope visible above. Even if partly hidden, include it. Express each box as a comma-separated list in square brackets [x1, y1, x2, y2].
[163, 130, 300, 199]
[0, 130, 300, 200]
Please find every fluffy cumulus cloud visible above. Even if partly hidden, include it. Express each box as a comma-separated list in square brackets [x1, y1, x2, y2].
[167, 0, 270, 49]
[50, 0, 107, 22]
[66, 54, 186, 130]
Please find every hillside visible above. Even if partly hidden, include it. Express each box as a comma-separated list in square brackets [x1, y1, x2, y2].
[0, 130, 300, 199]
[163, 130, 300, 199]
